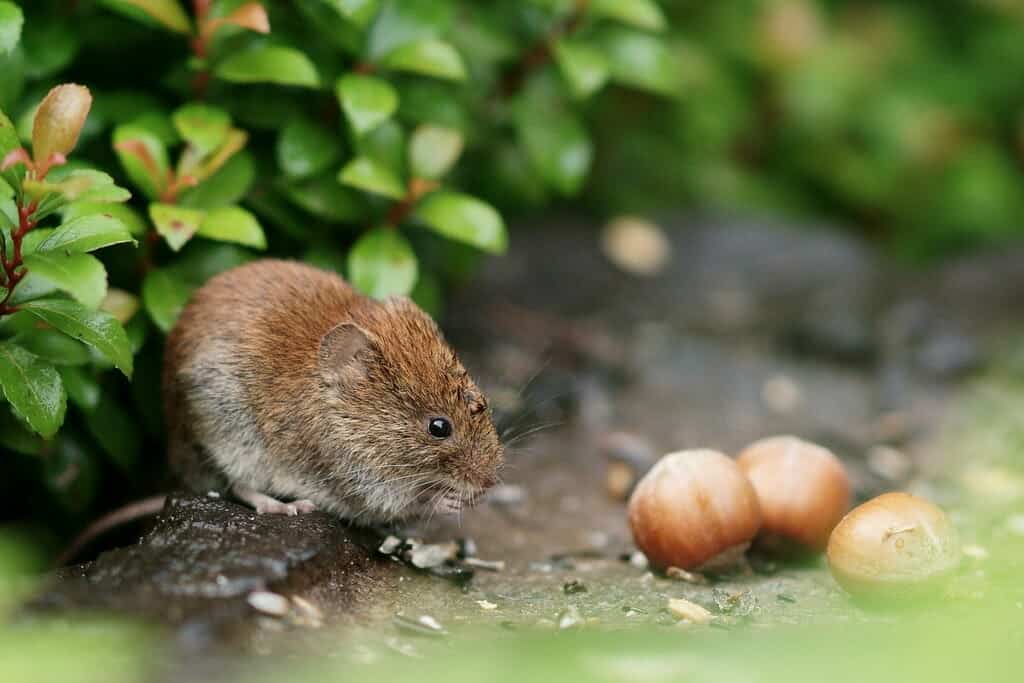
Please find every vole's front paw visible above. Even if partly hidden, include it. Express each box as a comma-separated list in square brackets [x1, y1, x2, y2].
[233, 485, 316, 516]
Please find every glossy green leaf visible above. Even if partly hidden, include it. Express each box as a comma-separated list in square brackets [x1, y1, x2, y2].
[0, 2, 24, 55]
[215, 45, 320, 88]
[283, 175, 365, 221]
[112, 124, 170, 200]
[415, 191, 507, 253]
[408, 124, 463, 180]
[150, 202, 204, 252]
[62, 201, 148, 236]
[591, 0, 666, 31]
[554, 40, 610, 99]
[20, 252, 108, 309]
[99, 0, 192, 33]
[366, 0, 453, 59]
[58, 365, 100, 412]
[355, 119, 406, 177]
[178, 151, 255, 209]
[142, 267, 194, 333]
[20, 299, 133, 377]
[336, 74, 399, 137]
[517, 106, 593, 195]
[347, 227, 418, 298]
[35, 213, 136, 254]
[0, 341, 66, 438]
[13, 328, 92, 367]
[338, 156, 406, 198]
[277, 116, 343, 179]
[173, 103, 231, 155]
[196, 205, 266, 249]
[380, 40, 466, 81]
[600, 28, 680, 96]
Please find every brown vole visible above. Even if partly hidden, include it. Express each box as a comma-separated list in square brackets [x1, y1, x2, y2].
[163, 259, 503, 523]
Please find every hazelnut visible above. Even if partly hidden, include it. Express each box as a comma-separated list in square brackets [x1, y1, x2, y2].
[826, 492, 960, 600]
[628, 449, 762, 570]
[737, 435, 851, 553]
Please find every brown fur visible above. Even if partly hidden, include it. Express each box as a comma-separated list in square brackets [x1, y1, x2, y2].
[163, 259, 503, 523]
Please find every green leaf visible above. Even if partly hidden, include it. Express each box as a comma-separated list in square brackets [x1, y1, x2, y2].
[0, 2, 24, 55]
[347, 227, 418, 298]
[0, 341, 66, 438]
[517, 106, 593, 195]
[20, 252, 108, 309]
[113, 124, 170, 200]
[338, 156, 406, 199]
[35, 213, 136, 254]
[13, 328, 92, 366]
[600, 28, 679, 96]
[415, 191, 507, 253]
[590, 0, 666, 31]
[277, 116, 343, 179]
[20, 299, 133, 378]
[99, 0, 192, 34]
[85, 391, 141, 471]
[150, 202, 205, 252]
[196, 205, 266, 249]
[336, 74, 399, 137]
[380, 39, 466, 80]
[325, 0, 380, 28]
[0, 405, 45, 455]
[215, 45, 320, 88]
[178, 151, 255, 209]
[142, 268, 193, 333]
[355, 119, 406, 177]
[408, 124, 463, 180]
[173, 103, 231, 155]
[366, 0, 454, 59]
[283, 175, 365, 221]
[0, 108, 19, 158]
[58, 366, 100, 411]
[554, 40, 610, 99]
[62, 201, 148, 236]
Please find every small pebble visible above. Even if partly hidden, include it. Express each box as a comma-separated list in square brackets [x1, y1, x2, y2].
[206, 490, 220, 499]
[628, 551, 649, 570]
[563, 578, 587, 594]
[409, 542, 458, 569]
[463, 557, 506, 572]
[476, 600, 498, 610]
[761, 374, 803, 414]
[667, 598, 713, 624]
[600, 216, 671, 276]
[290, 595, 323, 627]
[247, 591, 290, 617]
[665, 566, 709, 584]
[378, 536, 403, 555]
[558, 605, 584, 630]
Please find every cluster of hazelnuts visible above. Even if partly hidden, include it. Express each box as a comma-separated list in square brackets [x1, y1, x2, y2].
[626, 436, 961, 600]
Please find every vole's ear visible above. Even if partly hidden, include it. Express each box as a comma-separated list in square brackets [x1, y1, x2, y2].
[319, 322, 377, 385]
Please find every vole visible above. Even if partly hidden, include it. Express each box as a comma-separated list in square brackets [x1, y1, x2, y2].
[164, 259, 504, 522]
[59, 260, 503, 563]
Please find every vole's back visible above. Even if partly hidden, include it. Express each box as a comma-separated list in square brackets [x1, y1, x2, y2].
[163, 259, 359, 490]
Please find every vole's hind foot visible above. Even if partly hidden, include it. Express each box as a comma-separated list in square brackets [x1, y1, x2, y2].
[232, 485, 317, 516]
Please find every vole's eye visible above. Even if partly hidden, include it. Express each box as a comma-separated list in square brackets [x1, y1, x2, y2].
[428, 417, 452, 439]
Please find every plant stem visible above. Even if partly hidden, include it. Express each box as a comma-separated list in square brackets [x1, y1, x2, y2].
[497, 0, 590, 97]
[0, 199, 38, 317]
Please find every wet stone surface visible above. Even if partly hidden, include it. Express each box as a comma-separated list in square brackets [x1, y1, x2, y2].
[25, 213, 1024, 660]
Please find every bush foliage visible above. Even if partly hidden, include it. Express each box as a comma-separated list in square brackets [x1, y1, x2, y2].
[2, 0, 1024, 532]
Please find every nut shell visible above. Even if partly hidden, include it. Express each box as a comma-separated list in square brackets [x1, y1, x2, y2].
[737, 435, 851, 551]
[826, 492, 960, 600]
[628, 449, 762, 570]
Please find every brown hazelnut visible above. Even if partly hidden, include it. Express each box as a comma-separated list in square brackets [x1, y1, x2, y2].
[628, 449, 762, 570]
[737, 435, 851, 552]
[826, 492, 960, 600]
